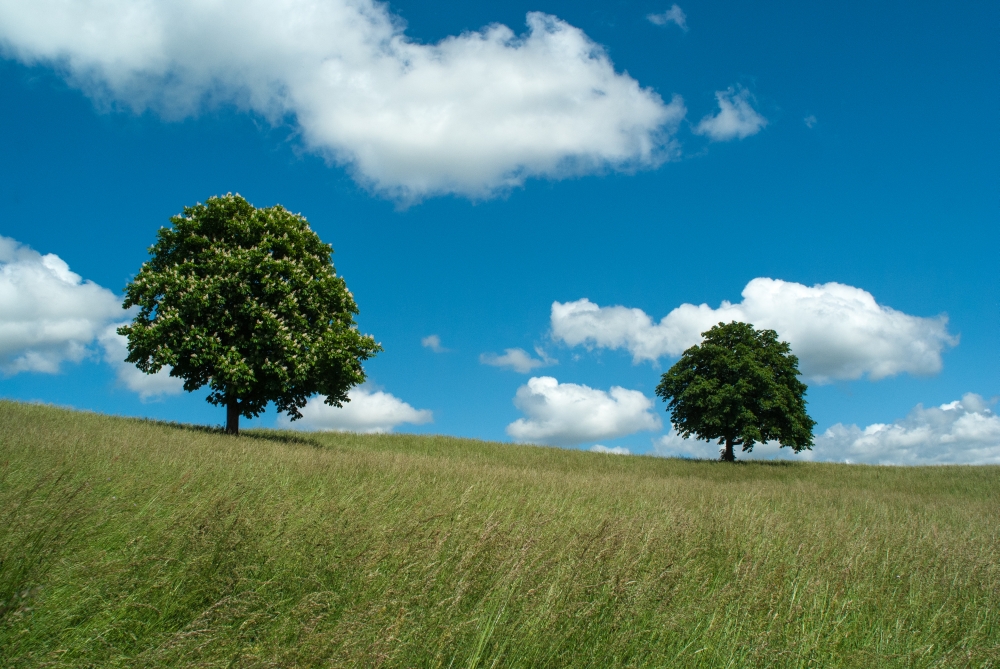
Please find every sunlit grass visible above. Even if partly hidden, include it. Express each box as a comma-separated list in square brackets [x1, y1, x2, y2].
[1, 400, 998, 667]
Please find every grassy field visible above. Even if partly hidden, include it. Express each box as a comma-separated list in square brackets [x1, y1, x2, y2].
[1, 400, 998, 667]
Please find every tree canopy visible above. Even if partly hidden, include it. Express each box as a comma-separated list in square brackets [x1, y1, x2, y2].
[119, 193, 381, 434]
[655, 321, 815, 461]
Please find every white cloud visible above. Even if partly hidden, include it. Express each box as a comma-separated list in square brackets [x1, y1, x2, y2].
[694, 86, 767, 141]
[421, 334, 447, 353]
[590, 444, 631, 455]
[653, 429, 820, 461]
[506, 376, 661, 446]
[654, 394, 1000, 465]
[551, 277, 957, 382]
[284, 386, 432, 433]
[0, 235, 197, 401]
[653, 428, 800, 460]
[816, 394, 1000, 465]
[804, 114, 817, 128]
[480, 346, 555, 373]
[654, 427, 721, 459]
[0, 2, 687, 201]
[97, 324, 183, 400]
[0, 235, 123, 374]
[647, 5, 688, 31]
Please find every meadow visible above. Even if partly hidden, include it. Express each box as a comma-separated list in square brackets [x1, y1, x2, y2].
[1, 400, 997, 667]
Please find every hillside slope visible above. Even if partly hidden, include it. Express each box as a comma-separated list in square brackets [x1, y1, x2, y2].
[1, 401, 998, 667]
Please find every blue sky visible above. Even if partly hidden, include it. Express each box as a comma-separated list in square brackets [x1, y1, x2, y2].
[0, 0, 997, 463]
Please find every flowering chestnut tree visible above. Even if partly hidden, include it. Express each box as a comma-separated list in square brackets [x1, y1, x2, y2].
[119, 194, 380, 435]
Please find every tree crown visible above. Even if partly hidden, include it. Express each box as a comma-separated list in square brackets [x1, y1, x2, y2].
[119, 194, 380, 423]
[655, 321, 815, 459]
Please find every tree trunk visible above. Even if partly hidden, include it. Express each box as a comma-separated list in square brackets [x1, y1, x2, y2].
[722, 437, 736, 462]
[226, 399, 240, 436]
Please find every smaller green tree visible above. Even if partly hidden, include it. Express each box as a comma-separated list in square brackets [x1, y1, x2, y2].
[119, 194, 381, 435]
[655, 321, 815, 462]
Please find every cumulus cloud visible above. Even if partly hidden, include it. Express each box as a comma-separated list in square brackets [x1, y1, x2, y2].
[0, 235, 123, 374]
[0, 234, 194, 399]
[804, 114, 817, 129]
[654, 428, 722, 459]
[480, 346, 555, 373]
[653, 428, 795, 460]
[590, 444, 631, 455]
[97, 324, 183, 400]
[694, 86, 767, 141]
[506, 376, 661, 446]
[0, 1, 687, 201]
[648, 5, 688, 31]
[816, 394, 1000, 465]
[421, 334, 447, 353]
[284, 386, 432, 433]
[551, 277, 957, 382]
[654, 394, 1000, 465]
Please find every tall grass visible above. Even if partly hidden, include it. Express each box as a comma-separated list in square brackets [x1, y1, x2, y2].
[1, 400, 997, 667]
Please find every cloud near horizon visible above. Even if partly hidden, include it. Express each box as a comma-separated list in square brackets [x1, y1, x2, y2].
[285, 386, 432, 433]
[0, 235, 123, 374]
[507, 376, 661, 446]
[0, 235, 183, 399]
[817, 394, 1000, 465]
[551, 278, 957, 382]
[97, 324, 184, 400]
[590, 444, 631, 455]
[0, 1, 686, 201]
[654, 394, 1000, 465]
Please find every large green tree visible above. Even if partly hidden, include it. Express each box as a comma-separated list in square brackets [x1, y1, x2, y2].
[119, 194, 381, 435]
[655, 321, 815, 462]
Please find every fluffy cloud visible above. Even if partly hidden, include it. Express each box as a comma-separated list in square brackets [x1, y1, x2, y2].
[0, 234, 189, 399]
[551, 278, 957, 382]
[506, 376, 661, 446]
[653, 428, 799, 460]
[284, 387, 432, 433]
[421, 334, 447, 353]
[97, 324, 183, 400]
[816, 394, 1000, 465]
[653, 428, 724, 459]
[0, 235, 123, 374]
[654, 394, 1000, 465]
[654, 429, 824, 461]
[0, 1, 686, 201]
[694, 86, 767, 141]
[648, 5, 688, 31]
[590, 444, 631, 455]
[480, 347, 555, 373]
